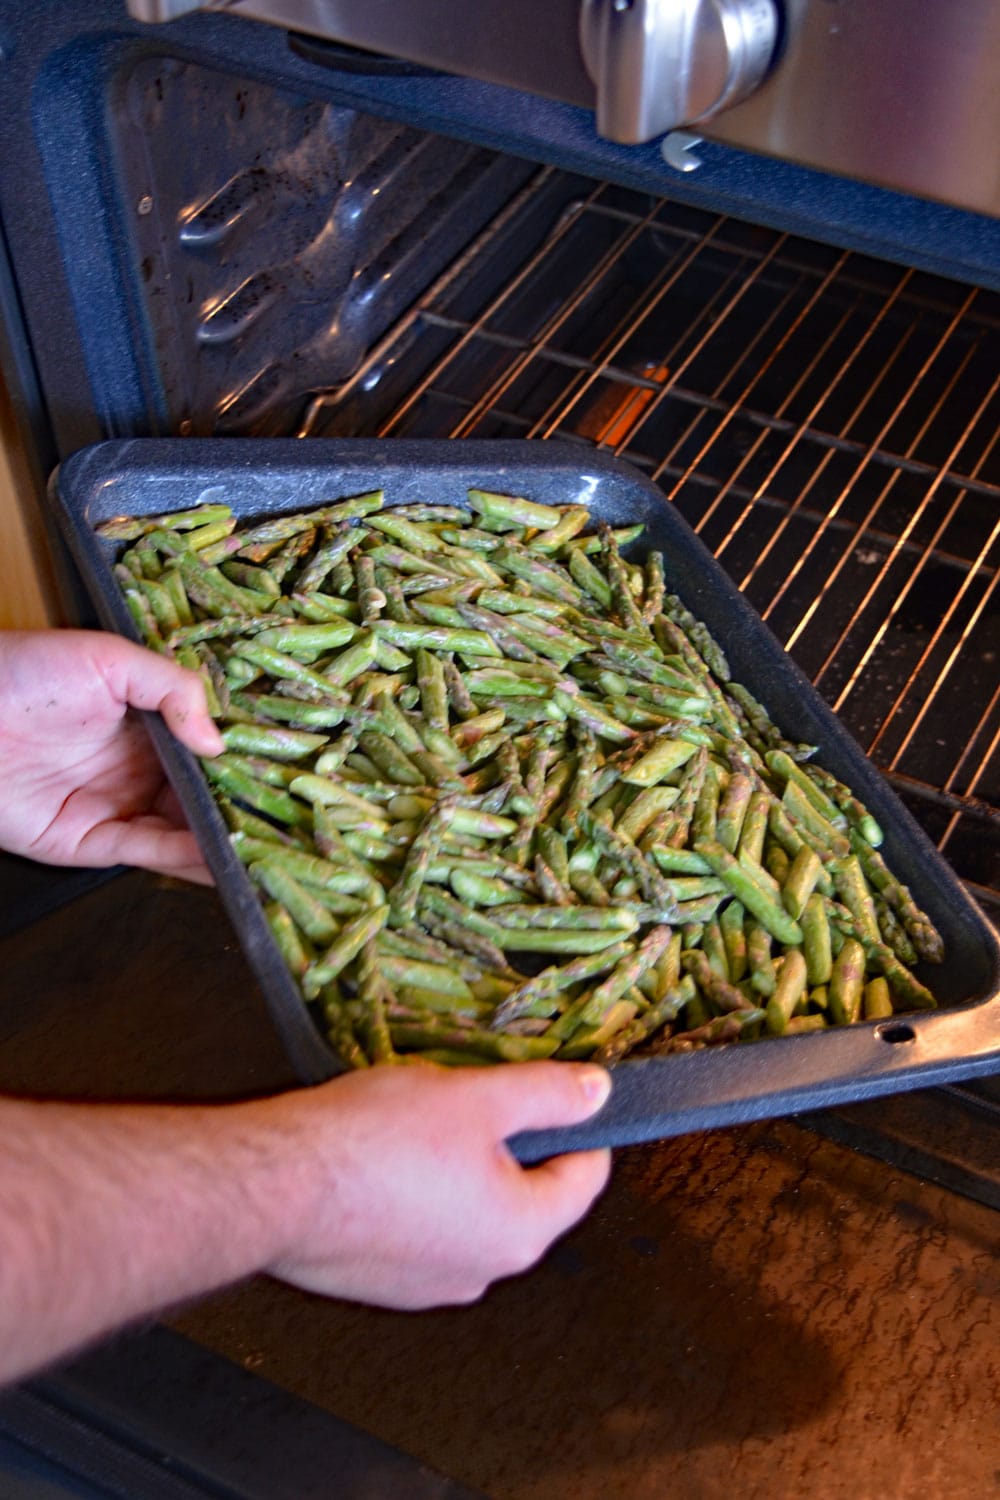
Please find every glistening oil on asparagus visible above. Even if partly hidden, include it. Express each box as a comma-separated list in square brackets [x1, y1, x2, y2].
[101, 484, 944, 1068]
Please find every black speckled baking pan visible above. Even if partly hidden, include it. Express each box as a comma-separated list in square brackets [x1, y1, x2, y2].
[50, 438, 1000, 1162]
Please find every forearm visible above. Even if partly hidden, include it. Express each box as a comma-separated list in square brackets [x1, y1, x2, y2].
[0, 1064, 611, 1390]
[0, 1093, 299, 1387]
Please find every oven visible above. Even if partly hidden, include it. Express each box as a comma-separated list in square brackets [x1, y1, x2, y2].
[0, 3, 997, 1495]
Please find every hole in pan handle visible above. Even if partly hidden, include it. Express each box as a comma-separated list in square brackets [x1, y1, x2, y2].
[877, 1022, 917, 1045]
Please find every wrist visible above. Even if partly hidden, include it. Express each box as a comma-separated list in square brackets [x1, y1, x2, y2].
[222, 1089, 338, 1279]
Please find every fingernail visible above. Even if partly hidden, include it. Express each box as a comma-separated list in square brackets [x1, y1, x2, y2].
[578, 1067, 612, 1109]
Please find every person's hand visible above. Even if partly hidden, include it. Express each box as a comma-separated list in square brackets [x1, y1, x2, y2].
[0, 629, 223, 882]
[0, 1060, 613, 1384]
[258, 1061, 614, 1309]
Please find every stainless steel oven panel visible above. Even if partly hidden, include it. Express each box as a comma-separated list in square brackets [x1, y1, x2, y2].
[124, 0, 779, 145]
[124, 0, 601, 113]
[126, 0, 1000, 219]
[707, 0, 1000, 221]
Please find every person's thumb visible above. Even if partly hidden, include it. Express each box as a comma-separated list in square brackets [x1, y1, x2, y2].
[467, 1060, 612, 1141]
[105, 636, 225, 756]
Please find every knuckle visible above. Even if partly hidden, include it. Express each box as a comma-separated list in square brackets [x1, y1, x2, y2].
[581, 1149, 613, 1195]
[496, 1230, 549, 1278]
[448, 1277, 490, 1307]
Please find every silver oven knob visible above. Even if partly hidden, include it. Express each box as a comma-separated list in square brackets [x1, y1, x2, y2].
[580, 0, 779, 145]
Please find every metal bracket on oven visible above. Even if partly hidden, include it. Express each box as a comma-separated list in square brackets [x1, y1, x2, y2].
[661, 130, 705, 171]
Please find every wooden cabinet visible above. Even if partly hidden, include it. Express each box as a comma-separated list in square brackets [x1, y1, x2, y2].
[0, 376, 62, 629]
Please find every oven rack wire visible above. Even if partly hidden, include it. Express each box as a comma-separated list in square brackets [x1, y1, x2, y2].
[300, 168, 1000, 912]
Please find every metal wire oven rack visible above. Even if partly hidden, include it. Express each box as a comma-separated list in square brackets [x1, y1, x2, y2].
[300, 168, 1000, 917]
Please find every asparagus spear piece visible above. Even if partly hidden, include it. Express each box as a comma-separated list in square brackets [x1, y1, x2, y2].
[694, 839, 804, 947]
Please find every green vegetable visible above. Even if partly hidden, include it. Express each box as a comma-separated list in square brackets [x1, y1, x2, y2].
[107, 486, 943, 1071]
